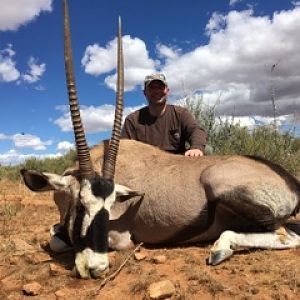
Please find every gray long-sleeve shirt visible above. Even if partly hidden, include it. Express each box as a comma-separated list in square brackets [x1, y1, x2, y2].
[122, 104, 207, 153]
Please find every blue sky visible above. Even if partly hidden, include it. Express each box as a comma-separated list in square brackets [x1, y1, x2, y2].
[1, 0, 300, 165]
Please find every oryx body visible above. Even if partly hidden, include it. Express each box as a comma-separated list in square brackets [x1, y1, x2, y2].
[80, 140, 300, 246]
[22, 139, 300, 276]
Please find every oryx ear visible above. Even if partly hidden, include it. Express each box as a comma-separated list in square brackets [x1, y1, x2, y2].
[21, 169, 73, 192]
[115, 184, 144, 202]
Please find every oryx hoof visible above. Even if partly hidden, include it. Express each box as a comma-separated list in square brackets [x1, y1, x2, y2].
[90, 267, 110, 280]
[72, 266, 90, 279]
[72, 265, 109, 279]
[49, 236, 73, 253]
[208, 249, 233, 266]
[49, 224, 72, 253]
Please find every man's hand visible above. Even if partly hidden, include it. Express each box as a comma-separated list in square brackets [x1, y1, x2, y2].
[184, 149, 204, 157]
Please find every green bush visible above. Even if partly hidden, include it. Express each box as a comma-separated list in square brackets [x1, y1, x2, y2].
[21, 149, 77, 174]
[185, 94, 300, 175]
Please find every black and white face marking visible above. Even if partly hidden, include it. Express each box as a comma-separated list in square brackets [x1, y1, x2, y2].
[79, 175, 115, 234]
[72, 175, 116, 279]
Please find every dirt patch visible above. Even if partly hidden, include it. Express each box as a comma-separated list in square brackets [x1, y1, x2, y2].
[0, 180, 299, 299]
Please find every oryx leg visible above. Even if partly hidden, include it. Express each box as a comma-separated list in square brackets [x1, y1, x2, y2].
[107, 198, 142, 250]
[208, 226, 300, 265]
[49, 191, 73, 253]
[50, 226, 135, 253]
[49, 224, 73, 253]
[108, 230, 134, 250]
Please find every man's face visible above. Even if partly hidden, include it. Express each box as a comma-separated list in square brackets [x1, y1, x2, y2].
[144, 80, 169, 106]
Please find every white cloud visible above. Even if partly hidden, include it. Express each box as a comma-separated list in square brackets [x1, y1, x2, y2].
[12, 134, 52, 150]
[0, 45, 20, 82]
[156, 44, 181, 60]
[205, 12, 227, 35]
[292, 1, 300, 7]
[82, 35, 157, 91]
[0, 0, 52, 31]
[22, 56, 46, 83]
[160, 8, 300, 117]
[216, 114, 294, 132]
[80, 7, 300, 118]
[0, 149, 61, 166]
[0, 133, 8, 140]
[229, 0, 243, 7]
[54, 104, 142, 133]
[55, 105, 70, 113]
[34, 84, 46, 91]
[57, 141, 74, 154]
[0, 149, 32, 165]
[0, 47, 46, 84]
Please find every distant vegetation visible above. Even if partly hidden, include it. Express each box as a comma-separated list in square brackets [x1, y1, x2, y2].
[186, 94, 300, 175]
[0, 150, 77, 181]
[0, 96, 299, 181]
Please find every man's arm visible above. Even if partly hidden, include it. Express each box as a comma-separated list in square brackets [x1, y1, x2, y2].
[180, 108, 207, 157]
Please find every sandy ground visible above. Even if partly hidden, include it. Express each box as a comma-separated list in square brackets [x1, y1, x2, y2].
[0, 179, 299, 299]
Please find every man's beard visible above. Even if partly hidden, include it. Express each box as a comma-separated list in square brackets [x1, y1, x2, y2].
[148, 95, 167, 105]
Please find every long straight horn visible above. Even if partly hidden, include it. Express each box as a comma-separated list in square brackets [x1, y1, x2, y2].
[63, 0, 94, 179]
[103, 17, 124, 180]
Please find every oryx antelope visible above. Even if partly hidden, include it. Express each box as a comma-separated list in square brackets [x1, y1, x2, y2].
[21, 0, 300, 279]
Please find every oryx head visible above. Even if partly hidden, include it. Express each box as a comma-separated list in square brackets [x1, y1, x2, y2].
[22, 0, 138, 279]
[62, 0, 126, 278]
